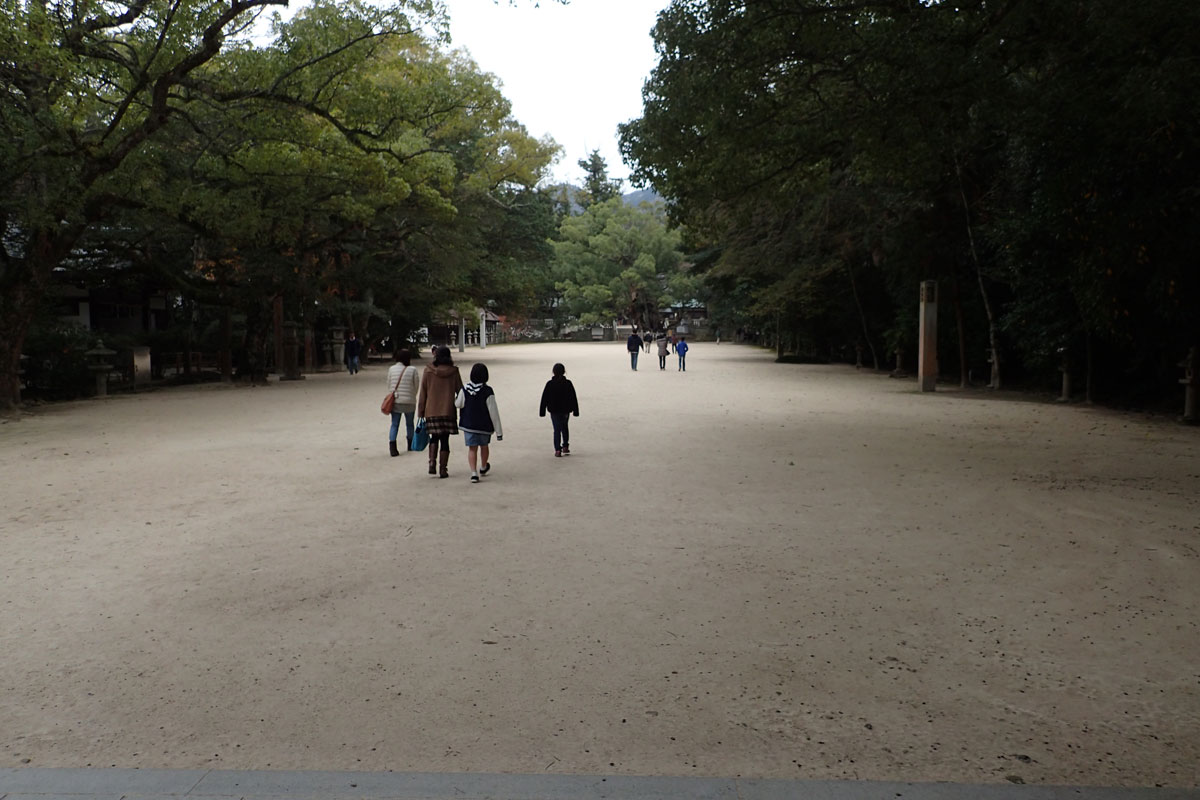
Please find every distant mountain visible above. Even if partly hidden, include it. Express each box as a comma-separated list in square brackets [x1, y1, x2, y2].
[544, 183, 664, 213]
[621, 187, 664, 206]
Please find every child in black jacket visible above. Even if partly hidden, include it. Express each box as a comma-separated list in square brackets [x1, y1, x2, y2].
[538, 362, 579, 457]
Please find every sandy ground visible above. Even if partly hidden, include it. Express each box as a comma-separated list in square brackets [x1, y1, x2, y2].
[1, 342, 1197, 788]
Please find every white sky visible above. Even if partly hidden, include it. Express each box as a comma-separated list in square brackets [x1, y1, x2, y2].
[439, 0, 670, 186]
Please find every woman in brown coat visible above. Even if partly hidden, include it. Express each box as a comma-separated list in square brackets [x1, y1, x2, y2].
[417, 346, 464, 478]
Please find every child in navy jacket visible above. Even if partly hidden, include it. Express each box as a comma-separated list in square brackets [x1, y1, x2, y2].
[457, 362, 502, 483]
[538, 362, 579, 457]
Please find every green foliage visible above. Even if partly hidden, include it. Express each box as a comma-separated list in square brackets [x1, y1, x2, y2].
[553, 198, 683, 329]
[576, 150, 623, 209]
[620, 0, 1200, 399]
[0, 0, 559, 404]
[21, 322, 97, 401]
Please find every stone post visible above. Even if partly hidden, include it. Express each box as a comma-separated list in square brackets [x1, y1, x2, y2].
[479, 310, 487, 349]
[132, 346, 151, 389]
[458, 315, 466, 353]
[1180, 346, 1198, 424]
[273, 296, 284, 374]
[1058, 348, 1071, 402]
[917, 280, 938, 392]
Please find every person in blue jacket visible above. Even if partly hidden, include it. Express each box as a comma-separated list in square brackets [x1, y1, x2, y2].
[457, 362, 502, 483]
[676, 336, 689, 371]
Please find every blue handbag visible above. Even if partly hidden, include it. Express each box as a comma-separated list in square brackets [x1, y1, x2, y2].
[411, 419, 429, 452]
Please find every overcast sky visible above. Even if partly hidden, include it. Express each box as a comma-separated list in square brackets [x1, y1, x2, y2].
[439, 0, 670, 187]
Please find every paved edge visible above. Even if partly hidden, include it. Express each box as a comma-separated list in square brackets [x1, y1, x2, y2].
[0, 769, 1197, 799]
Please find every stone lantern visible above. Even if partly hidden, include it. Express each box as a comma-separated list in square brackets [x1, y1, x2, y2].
[85, 340, 117, 397]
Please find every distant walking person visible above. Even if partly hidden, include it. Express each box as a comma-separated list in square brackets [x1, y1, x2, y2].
[344, 332, 362, 374]
[627, 330, 643, 371]
[457, 362, 503, 484]
[656, 332, 670, 370]
[417, 346, 464, 478]
[386, 349, 420, 456]
[539, 362, 579, 457]
[676, 337, 689, 371]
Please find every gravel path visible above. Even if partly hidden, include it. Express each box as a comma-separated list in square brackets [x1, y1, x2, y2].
[2, 342, 1197, 788]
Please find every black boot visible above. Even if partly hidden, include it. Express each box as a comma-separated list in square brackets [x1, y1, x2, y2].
[405, 435, 412, 451]
[438, 447, 450, 478]
[389, 440, 400, 457]
[428, 440, 439, 475]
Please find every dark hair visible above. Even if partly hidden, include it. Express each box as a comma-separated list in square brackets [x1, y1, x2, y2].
[433, 346, 453, 366]
[470, 362, 489, 383]
[394, 348, 410, 365]
[552, 363, 565, 376]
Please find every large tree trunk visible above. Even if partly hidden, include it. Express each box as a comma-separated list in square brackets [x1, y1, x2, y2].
[218, 267, 233, 383]
[1085, 332, 1094, 404]
[0, 228, 81, 411]
[952, 271, 968, 387]
[0, 0, 286, 407]
[955, 154, 1000, 389]
[0, 272, 41, 409]
[0, 306, 34, 410]
[846, 261, 880, 370]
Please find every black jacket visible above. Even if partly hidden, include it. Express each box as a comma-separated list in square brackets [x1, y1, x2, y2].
[539, 376, 579, 416]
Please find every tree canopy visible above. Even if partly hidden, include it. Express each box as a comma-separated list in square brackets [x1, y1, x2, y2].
[553, 197, 684, 330]
[620, 0, 1200, 401]
[576, 149, 623, 209]
[1, 0, 560, 404]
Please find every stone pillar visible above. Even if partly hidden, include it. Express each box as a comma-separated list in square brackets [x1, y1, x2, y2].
[458, 316, 466, 353]
[1180, 346, 1198, 424]
[479, 310, 487, 349]
[131, 346, 151, 389]
[280, 322, 304, 381]
[273, 296, 284, 374]
[1058, 348, 1071, 402]
[917, 280, 938, 392]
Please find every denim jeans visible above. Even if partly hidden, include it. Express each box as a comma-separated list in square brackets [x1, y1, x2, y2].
[550, 412, 570, 451]
[629, 351, 639, 370]
[389, 410, 414, 444]
[347, 356, 360, 374]
[678, 354, 686, 371]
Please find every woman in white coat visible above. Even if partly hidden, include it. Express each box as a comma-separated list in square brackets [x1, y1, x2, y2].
[387, 349, 420, 455]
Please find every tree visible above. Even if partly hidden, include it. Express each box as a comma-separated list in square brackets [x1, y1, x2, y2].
[0, 0, 445, 408]
[576, 150, 623, 209]
[2, 0, 562, 400]
[553, 198, 682, 330]
[621, 0, 1200, 405]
